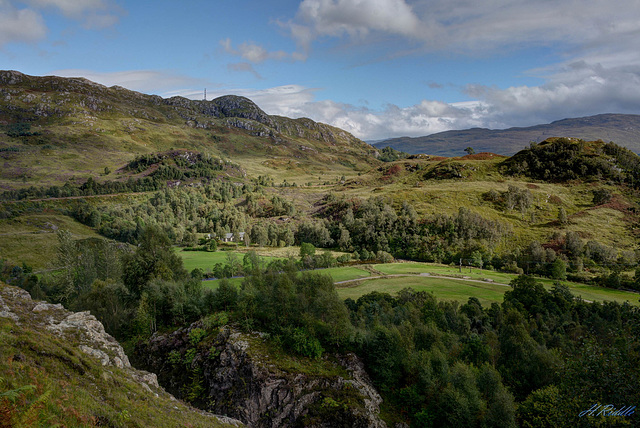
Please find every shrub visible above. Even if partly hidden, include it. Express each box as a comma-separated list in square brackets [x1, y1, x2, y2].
[167, 350, 182, 366]
[188, 328, 207, 346]
[592, 188, 612, 205]
[202, 312, 229, 330]
[289, 327, 324, 359]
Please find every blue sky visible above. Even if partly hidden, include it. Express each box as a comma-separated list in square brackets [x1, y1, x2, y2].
[2, 0, 640, 140]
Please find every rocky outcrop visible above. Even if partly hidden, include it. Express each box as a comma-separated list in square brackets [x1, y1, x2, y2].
[136, 323, 387, 428]
[0, 283, 244, 427]
[1, 287, 135, 371]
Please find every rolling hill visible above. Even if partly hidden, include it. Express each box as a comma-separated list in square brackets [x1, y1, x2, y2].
[0, 70, 378, 190]
[374, 114, 640, 156]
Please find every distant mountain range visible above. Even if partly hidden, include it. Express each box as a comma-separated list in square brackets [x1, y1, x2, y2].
[373, 114, 640, 156]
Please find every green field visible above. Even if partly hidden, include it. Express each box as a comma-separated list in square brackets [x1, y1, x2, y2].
[335, 262, 640, 306]
[318, 266, 372, 282]
[544, 281, 640, 305]
[336, 276, 510, 306]
[177, 249, 243, 272]
[202, 277, 245, 290]
[375, 262, 640, 304]
[185, 254, 640, 306]
[372, 262, 514, 284]
[197, 265, 371, 290]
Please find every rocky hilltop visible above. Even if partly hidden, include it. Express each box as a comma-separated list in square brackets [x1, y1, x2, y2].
[0, 282, 243, 427]
[0, 70, 377, 190]
[135, 320, 387, 428]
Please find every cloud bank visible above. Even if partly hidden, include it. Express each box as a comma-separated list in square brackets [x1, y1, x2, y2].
[286, 0, 640, 56]
[0, 0, 121, 47]
[0, 2, 47, 46]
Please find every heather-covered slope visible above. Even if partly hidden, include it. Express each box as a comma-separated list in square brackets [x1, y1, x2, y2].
[0, 70, 378, 189]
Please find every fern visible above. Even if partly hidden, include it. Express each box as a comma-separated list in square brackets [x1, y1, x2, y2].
[0, 385, 36, 402]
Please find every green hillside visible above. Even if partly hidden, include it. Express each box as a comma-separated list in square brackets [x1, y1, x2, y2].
[2, 71, 640, 428]
[0, 70, 378, 190]
[0, 282, 241, 427]
[329, 145, 639, 255]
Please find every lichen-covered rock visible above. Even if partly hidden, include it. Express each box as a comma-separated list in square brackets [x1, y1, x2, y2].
[135, 323, 387, 428]
[46, 310, 132, 369]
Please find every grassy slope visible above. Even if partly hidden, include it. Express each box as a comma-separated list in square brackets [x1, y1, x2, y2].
[0, 72, 377, 189]
[337, 276, 510, 306]
[336, 155, 638, 252]
[0, 283, 239, 427]
[335, 274, 640, 306]
[0, 213, 102, 270]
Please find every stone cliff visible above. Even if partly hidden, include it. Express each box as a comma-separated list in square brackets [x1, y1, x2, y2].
[135, 320, 388, 428]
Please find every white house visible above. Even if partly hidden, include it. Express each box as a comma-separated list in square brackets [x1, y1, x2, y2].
[222, 232, 245, 243]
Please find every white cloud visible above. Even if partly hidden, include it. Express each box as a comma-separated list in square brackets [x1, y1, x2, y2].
[0, 0, 121, 47]
[291, 99, 490, 140]
[227, 62, 263, 80]
[50, 69, 211, 96]
[295, 0, 421, 42]
[221, 38, 299, 64]
[285, 0, 640, 56]
[26, 0, 124, 28]
[466, 61, 640, 128]
[0, 2, 47, 46]
[27, 0, 108, 17]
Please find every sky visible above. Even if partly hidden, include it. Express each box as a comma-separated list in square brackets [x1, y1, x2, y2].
[2, 0, 640, 141]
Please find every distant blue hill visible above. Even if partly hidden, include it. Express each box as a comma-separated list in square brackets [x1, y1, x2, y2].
[372, 114, 640, 156]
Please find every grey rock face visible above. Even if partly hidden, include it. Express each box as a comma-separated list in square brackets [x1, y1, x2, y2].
[136, 324, 387, 428]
